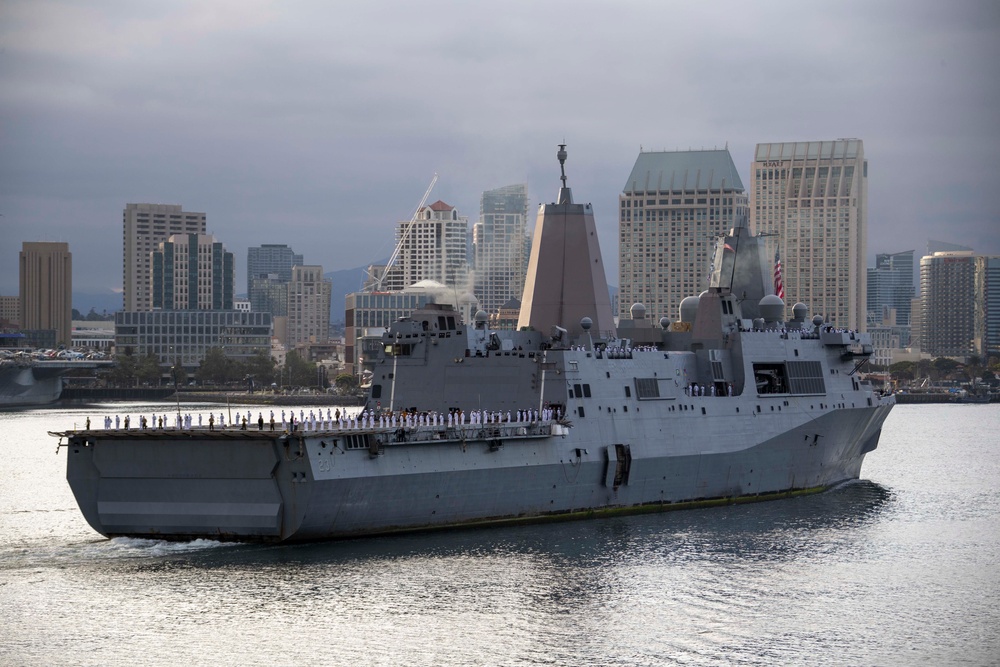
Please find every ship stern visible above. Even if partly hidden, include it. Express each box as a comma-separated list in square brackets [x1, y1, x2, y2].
[65, 432, 309, 542]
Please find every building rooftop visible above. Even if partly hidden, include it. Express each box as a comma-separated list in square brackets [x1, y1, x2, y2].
[623, 149, 743, 193]
[424, 200, 455, 212]
[754, 139, 862, 161]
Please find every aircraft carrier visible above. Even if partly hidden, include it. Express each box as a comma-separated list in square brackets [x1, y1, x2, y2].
[56, 147, 894, 542]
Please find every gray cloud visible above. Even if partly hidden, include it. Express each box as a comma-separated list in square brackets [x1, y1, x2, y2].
[1, 0, 997, 300]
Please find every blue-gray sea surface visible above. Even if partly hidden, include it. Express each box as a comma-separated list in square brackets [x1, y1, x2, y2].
[1, 402, 997, 666]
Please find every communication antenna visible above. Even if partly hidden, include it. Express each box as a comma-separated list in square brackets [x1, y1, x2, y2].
[372, 174, 438, 291]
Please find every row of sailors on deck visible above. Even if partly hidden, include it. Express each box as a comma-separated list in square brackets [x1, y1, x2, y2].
[460, 407, 560, 424]
[604, 345, 658, 358]
[565, 344, 659, 357]
[684, 383, 735, 397]
[91, 405, 563, 433]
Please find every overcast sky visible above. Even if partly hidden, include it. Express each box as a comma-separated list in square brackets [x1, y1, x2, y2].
[2, 0, 998, 302]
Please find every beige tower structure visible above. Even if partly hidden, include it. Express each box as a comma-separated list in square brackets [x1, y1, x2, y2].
[19, 242, 72, 346]
[123, 203, 206, 311]
[750, 140, 868, 331]
[518, 146, 615, 338]
[287, 265, 332, 348]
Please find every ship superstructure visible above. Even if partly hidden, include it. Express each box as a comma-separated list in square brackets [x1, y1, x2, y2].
[57, 147, 893, 542]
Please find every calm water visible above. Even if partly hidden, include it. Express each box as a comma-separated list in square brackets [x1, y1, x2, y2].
[1, 402, 998, 666]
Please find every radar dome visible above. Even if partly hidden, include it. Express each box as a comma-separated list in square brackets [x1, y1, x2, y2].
[679, 296, 700, 324]
[580, 317, 593, 331]
[812, 314, 824, 327]
[759, 294, 785, 323]
[474, 310, 488, 323]
[792, 302, 808, 321]
[659, 317, 670, 329]
[630, 303, 646, 320]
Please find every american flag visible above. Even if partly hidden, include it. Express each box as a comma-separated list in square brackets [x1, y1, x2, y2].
[773, 248, 785, 299]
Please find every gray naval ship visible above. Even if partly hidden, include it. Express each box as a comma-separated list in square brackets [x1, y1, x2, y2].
[57, 147, 894, 542]
[1, 361, 65, 406]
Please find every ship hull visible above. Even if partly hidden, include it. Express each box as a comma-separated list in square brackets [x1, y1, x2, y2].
[64, 400, 891, 542]
[0, 365, 63, 407]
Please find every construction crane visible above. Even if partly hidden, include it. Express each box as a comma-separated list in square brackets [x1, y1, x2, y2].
[372, 173, 438, 292]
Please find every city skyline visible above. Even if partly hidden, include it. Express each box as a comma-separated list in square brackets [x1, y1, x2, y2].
[2, 2, 998, 300]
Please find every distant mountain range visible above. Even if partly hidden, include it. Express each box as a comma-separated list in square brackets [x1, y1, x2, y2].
[72, 292, 123, 316]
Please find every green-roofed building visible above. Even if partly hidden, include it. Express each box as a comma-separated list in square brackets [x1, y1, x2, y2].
[618, 149, 748, 324]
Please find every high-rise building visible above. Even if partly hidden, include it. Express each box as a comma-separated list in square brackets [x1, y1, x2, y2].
[247, 244, 303, 312]
[384, 201, 469, 292]
[750, 140, 868, 331]
[920, 250, 975, 358]
[19, 242, 72, 346]
[151, 233, 235, 310]
[287, 265, 332, 348]
[473, 184, 530, 316]
[123, 203, 206, 312]
[867, 251, 914, 325]
[249, 275, 291, 317]
[974, 255, 1000, 359]
[867, 250, 915, 352]
[619, 149, 747, 324]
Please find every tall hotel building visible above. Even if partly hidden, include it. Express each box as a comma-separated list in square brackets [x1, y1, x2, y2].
[750, 140, 868, 331]
[473, 184, 530, 316]
[619, 149, 747, 324]
[384, 201, 469, 292]
[19, 242, 72, 346]
[123, 203, 206, 311]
